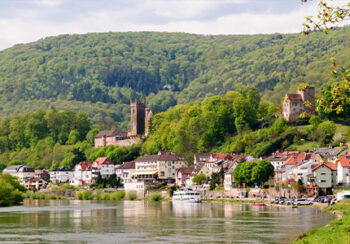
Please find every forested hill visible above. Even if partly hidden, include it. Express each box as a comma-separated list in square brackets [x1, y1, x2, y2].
[1, 28, 350, 130]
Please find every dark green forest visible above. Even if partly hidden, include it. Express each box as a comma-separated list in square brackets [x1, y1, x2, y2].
[1, 28, 350, 130]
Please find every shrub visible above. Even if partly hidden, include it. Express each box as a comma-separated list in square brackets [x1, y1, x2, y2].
[127, 190, 137, 200]
[101, 193, 110, 200]
[150, 192, 162, 202]
[110, 191, 125, 200]
[81, 190, 93, 200]
[95, 190, 101, 200]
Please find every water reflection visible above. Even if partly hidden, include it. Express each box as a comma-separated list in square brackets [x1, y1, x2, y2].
[0, 200, 335, 244]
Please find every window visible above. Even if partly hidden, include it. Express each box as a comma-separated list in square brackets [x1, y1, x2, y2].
[160, 171, 164, 176]
[168, 162, 171, 166]
[320, 180, 326, 183]
[321, 173, 326, 175]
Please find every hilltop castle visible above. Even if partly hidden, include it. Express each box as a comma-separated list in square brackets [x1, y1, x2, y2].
[94, 98, 153, 147]
[282, 86, 315, 121]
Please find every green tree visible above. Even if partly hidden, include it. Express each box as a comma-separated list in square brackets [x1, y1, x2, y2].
[192, 173, 208, 185]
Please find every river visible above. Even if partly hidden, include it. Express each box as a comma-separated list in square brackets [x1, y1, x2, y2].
[0, 200, 334, 243]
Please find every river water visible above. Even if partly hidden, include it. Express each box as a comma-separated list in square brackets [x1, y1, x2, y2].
[0, 200, 334, 244]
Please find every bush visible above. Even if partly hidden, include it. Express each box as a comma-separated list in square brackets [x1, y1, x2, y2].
[95, 190, 101, 200]
[150, 192, 162, 202]
[110, 191, 125, 200]
[101, 193, 110, 200]
[127, 190, 137, 200]
[81, 190, 93, 200]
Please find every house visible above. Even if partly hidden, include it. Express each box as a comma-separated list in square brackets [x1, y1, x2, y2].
[337, 152, 350, 186]
[282, 86, 315, 121]
[94, 130, 128, 147]
[194, 153, 211, 169]
[133, 151, 188, 183]
[49, 167, 73, 183]
[313, 162, 337, 194]
[71, 161, 97, 186]
[93, 157, 115, 178]
[3, 165, 35, 180]
[314, 147, 342, 162]
[23, 177, 48, 191]
[175, 168, 194, 186]
[34, 170, 50, 182]
[263, 154, 289, 171]
[115, 161, 135, 183]
[224, 167, 235, 191]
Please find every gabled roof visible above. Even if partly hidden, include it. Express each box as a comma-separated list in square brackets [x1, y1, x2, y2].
[94, 157, 113, 166]
[339, 152, 350, 167]
[194, 153, 211, 163]
[116, 161, 135, 170]
[313, 162, 337, 171]
[284, 155, 298, 166]
[76, 161, 92, 171]
[285, 94, 303, 103]
[176, 167, 194, 175]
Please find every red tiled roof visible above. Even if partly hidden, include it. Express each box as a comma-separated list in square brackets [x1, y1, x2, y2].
[284, 156, 298, 165]
[339, 152, 350, 167]
[313, 162, 337, 171]
[77, 161, 92, 170]
[94, 157, 113, 166]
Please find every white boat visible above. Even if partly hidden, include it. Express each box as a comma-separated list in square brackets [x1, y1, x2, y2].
[172, 190, 202, 203]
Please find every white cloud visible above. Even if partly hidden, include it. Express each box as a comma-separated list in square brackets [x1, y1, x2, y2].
[0, 0, 331, 51]
[33, 0, 66, 7]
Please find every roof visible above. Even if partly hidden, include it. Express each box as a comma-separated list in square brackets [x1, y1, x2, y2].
[339, 152, 350, 167]
[94, 157, 113, 166]
[3, 165, 34, 173]
[116, 161, 135, 170]
[263, 154, 288, 162]
[285, 94, 303, 103]
[76, 161, 92, 170]
[135, 154, 186, 162]
[52, 167, 71, 172]
[176, 167, 194, 175]
[284, 156, 298, 166]
[313, 147, 341, 157]
[194, 153, 211, 163]
[313, 162, 337, 171]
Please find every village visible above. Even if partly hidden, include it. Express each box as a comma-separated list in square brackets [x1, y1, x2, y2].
[3, 86, 350, 202]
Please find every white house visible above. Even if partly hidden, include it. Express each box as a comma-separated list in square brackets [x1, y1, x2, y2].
[93, 157, 115, 179]
[115, 161, 135, 183]
[71, 161, 97, 186]
[337, 152, 350, 186]
[49, 167, 74, 183]
[3, 165, 35, 181]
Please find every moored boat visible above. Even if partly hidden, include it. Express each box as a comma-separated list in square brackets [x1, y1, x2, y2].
[252, 203, 265, 206]
[172, 190, 202, 203]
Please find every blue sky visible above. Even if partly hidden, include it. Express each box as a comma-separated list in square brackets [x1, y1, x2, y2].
[0, 0, 328, 50]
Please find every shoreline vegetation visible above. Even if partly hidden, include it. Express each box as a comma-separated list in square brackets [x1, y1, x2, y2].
[292, 200, 350, 244]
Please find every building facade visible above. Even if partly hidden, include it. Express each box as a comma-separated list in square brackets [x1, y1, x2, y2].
[282, 86, 315, 121]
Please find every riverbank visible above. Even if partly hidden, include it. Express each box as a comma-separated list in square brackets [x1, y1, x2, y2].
[292, 200, 350, 244]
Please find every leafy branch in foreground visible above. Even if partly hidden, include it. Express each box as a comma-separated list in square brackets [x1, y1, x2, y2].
[302, 0, 350, 34]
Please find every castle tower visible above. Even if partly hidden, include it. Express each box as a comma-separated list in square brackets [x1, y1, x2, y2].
[144, 108, 153, 136]
[298, 87, 315, 105]
[130, 98, 146, 136]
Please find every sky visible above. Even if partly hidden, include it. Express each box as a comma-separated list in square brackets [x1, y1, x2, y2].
[0, 0, 335, 51]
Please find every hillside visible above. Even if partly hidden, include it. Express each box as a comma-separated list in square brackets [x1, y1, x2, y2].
[1, 28, 350, 129]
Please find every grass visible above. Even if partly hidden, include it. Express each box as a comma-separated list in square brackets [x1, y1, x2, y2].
[287, 141, 319, 152]
[292, 200, 350, 244]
